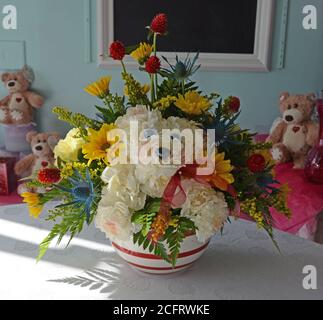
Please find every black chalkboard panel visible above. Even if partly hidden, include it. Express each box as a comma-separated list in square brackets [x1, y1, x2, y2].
[114, 0, 258, 54]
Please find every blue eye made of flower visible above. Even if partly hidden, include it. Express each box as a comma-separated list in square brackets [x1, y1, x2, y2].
[156, 147, 170, 160]
[143, 129, 158, 139]
[170, 133, 181, 140]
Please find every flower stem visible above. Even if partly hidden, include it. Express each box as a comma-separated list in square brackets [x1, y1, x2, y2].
[182, 80, 185, 95]
[153, 33, 157, 56]
[150, 74, 155, 104]
[153, 33, 158, 100]
[121, 60, 127, 74]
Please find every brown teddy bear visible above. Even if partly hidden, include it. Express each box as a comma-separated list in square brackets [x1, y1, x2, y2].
[14, 131, 60, 194]
[267, 92, 319, 169]
[0, 65, 44, 125]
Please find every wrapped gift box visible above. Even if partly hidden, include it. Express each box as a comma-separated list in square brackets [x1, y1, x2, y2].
[0, 157, 17, 195]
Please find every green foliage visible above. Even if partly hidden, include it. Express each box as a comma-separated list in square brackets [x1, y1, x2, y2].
[52, 107, 100, 135]
[122, 73, 151, 107]
[157, 79, 198, 99]
[164, 217, 196, 266]
[95, 92, 127, 124]
[37, 207, 88, 261]
[131, 198, 160, 236]
[132, 197, 197, 266]
[133, 231, 170, 263]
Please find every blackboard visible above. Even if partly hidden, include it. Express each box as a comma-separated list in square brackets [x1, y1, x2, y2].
[114, 0, 258, 54]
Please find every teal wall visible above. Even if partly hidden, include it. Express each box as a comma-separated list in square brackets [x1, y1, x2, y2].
[0, 0, 322, 137]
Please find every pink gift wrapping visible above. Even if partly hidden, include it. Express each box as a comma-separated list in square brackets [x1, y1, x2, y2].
[0, 158, 17, 196]
[241, 134, 323, 238]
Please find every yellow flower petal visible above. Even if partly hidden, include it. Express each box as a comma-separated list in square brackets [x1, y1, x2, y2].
[82, 123, 116, 164]
[130, 42, 153, 64]
[206, 152, 234, 191]
[175, 91, 212, 115]
[22, 192, 43, 219]
[84, 76, 112, 98]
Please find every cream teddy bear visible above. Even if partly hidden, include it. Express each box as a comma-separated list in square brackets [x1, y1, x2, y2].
[0, 65, 44, 125]
[267, 92, 319, 169]
[14, 131, 60, 194]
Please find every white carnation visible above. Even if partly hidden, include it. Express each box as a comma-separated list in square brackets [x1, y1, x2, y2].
[95, 202, 132, 242]
[101, 164, 146, 211]
[135, 164, 178, 198]
[115, 105, 164, 134]
[164, 116, 199, 131]
[181, 181, 229, 242]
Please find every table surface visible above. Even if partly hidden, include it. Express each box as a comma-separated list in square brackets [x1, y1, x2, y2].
[0, 204, 322, 300]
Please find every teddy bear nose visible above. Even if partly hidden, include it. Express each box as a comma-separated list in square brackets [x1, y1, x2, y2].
[8, 81, 15, 87]
[35, 145, 43, 151]
[285, 115, 294, 122]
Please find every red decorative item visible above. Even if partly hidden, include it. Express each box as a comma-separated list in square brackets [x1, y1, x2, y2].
[145, 56, 161, 74]
[228, 96, 241, 113]
[109, 41, 126, 60]
[38, 168, 61, 184]
[247, 154, 266, 173]
[0, 158, 17, 195]
[305, 98, 323, 184]
[150, 13, 168, 34]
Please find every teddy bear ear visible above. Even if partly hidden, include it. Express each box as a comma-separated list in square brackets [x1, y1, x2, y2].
[279, 92, 290, 102]
[47, 133, 60, 151]
[26, 131, 38, 143]
[306, 93, 316, 102]
[1, 73, 9, 83]
[22, 65, 35, 84]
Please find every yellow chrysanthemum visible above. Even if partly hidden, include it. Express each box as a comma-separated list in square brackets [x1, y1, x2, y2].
[175, 91, 212, 115]
[84, 76, 112, 98]
[82, 124, 116, 164]
[130, 42, 153, 64]
[153, 95, 177, 110]
[124, 84, 150, 96]
[206, 152, 234, 191]
[22, 192, 43, 219]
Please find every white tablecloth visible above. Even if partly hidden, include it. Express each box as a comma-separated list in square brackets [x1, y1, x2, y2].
[0, 204, 322, 300]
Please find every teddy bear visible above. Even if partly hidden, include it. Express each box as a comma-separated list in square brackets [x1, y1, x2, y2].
[14, 131, 60, 194]
[267, 92, 319, 169]
[0, 65, 44, 125]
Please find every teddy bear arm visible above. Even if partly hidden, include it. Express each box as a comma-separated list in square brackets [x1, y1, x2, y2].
[14, 154, 35, 177]
[24, 91, 45, 108]
[268, 121, 286, 144]
[0, 96, 10, 106]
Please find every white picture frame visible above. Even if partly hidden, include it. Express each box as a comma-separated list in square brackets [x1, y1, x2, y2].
[97, 0, 275, 72]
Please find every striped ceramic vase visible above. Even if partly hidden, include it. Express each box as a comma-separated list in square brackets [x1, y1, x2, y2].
[112, 235, 210, 274]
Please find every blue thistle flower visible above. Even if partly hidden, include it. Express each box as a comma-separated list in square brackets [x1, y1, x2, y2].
[54, 169, 97, 224]
[159, 52, 201, 82]
[205, 109, 246, 149]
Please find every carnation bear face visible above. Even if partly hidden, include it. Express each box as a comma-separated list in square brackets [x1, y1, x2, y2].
[0, 65, 44, 125]
[268, 92, 319, 169]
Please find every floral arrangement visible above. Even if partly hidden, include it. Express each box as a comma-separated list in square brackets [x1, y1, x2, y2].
[22, 13, 290, 266]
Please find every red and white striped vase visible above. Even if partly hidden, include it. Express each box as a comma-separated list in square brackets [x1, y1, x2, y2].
[112, 235, 210, 274]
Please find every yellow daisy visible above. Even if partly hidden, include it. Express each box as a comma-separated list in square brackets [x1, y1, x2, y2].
[130, 42, 153, 64]
[124, 83, 150, 96]
[175, 91, 212, 115]
[82, 124, 116, 164]
[206, 152, 234, 191]
[22, 192, 43, 219]
[84, 76, 112, 98]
